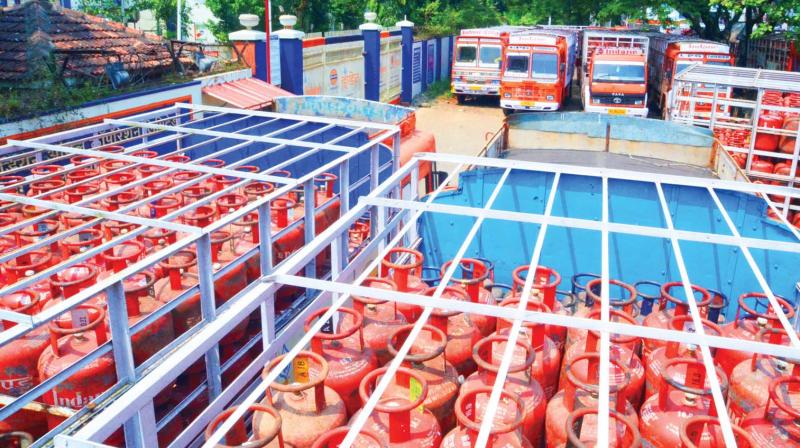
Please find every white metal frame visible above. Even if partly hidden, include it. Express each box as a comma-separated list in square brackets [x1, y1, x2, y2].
[0, 103, 401, 448]
[669, 64, 800, 217]
[57, 151, 800, 448]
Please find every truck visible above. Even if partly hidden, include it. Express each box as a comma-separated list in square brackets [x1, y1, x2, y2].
[500, 30, 578, 113]
[451, 26, 526, 103]
[647, 34, 733, 116]
[580, 31, 650, 117]
[743, 33, 800, 72]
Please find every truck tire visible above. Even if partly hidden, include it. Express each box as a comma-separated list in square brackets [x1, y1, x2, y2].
[503, 108, 514, 117]
[456, 94, 466, 105]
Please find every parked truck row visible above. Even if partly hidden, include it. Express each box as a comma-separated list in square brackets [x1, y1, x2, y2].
[451, 26, 735, 118]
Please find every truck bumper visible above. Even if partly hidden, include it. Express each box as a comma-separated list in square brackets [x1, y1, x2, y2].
[452, 83, 500, 96]
[583, 104, 648, 117]
[501, 100, 560, 112]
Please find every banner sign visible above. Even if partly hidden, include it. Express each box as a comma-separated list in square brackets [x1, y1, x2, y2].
[380, 35, 402, 102]
[303, 40, 365, 99]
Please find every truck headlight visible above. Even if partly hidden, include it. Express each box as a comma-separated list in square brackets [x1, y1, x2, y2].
[634, 100, 643, 105]
[546, 95, 554, 101]
[592, 98, 600, 104]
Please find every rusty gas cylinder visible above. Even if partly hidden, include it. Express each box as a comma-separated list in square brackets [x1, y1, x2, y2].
[386, 324, 459, 432]
[205, 404, 287, 447]
[460, 334, 546, 446]
[545, 353, 638, 448]
[424, 286, 481, 376]
[644, 315, 723, 400]
[639, 358, 729, 448]
[305, 306, 379, 416]
[349, 277, 407, 365]
[353, 367, 442, 448]
[560, 309, 644, 408]
[260, 351, 347, 448]
[441, 387, 531, 448]
[741, 376, 800, 446]
[728, 328, 800, 425]
[380, 248, 427, 321]
[680, 416, 755, 448]
[564, 407, 642, 448]
[440, 258, 496, 336]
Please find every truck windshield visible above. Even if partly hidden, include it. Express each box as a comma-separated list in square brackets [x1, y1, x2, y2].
[456, 45, 477, 65]
[505, 54, 530, 76]
[480, 45, 502, 68]
[592, 62, 645, 82]
[532, 53, 558, 79]
[676, 60, 730, 74]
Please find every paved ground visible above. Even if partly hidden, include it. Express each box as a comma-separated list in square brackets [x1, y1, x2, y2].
[414, 95, 505, 162]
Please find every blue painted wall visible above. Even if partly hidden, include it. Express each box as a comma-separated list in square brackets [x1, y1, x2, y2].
[418, 168, 800, 321]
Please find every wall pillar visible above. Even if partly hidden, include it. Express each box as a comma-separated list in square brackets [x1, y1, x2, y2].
[275, 15, 305, 95]
[360, 12, 382, 102]
[396, 18, 414, 104]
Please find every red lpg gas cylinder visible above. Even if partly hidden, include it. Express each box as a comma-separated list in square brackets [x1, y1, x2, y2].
[441, 387, 531, 448]
[565, 408, 642, 448]
[3, 251, 54, 301]
[380, 248, 427, 320]
[122, 272, 175, 365]
[566, 278, 637, 348]
[154, 250, 200, 335]
[311, 426, 385, 448]
[494, 300, 562, 398]
[510, 265, 567, 351]
[424, 286, 481, 376]
[751, 159, 776, 175]
[755, 115, 784, 152]
[680, 416, 755, 448]
[348, 220, 370, 256]
[353, 367, 442, 448]
[561, 309, 645, 408]
[260, 351, 347, 448]
[642, 282, 711, 357]
[205, 404, 287, 447]
[644, 315, 723, 400]
[546, 353, 639, 448]
[37, 305, 116, 429]
[440, 258, 496, 336]
[0, 290, 48, 438]
[741, 376, 800, 446]
[728, 328, 800, 425]
[350, 277, 407, 365]
[386, 324, 459, 432]
[460, 334, 546, 446]
[305, 306, 379, 416]
[639, 358, 729, 448]
[716, 292, 796, 377]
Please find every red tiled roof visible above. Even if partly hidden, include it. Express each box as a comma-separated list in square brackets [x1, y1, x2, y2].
[0, 0, 175, 82]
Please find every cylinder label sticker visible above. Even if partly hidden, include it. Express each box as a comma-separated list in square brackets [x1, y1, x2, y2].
[293, 358, 309, 384]
[409, 376, 424, 412]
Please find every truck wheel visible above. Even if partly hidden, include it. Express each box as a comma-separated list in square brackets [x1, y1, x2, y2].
[503, 108, 514, 116]
[456, 94, 466, 105]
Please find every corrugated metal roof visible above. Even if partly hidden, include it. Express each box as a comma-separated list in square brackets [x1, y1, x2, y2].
[202, 78, 293, 110]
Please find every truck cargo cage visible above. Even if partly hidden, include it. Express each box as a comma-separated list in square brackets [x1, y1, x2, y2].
[668, 64, 800, 219]
[56, 151, 800, 448]
[0, 103, 400, 448]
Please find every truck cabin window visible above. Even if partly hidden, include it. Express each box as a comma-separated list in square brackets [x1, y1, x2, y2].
[505, 54, 530, 76]
[532, 53, 559, 79]
[479, 45, 502, 68]
[456, 46, 477, 65]
[592, 63, 645, 83]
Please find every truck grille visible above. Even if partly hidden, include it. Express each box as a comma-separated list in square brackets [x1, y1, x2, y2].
[591, 94, 645, 106]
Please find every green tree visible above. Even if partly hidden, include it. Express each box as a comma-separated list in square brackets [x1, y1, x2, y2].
[79, 0, 144, 25]
[138, 0, 191, 38]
